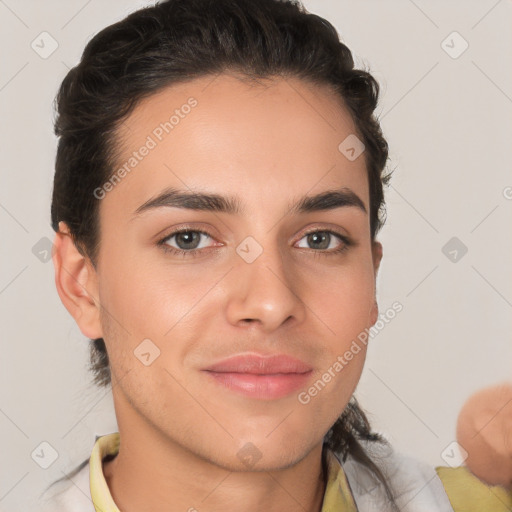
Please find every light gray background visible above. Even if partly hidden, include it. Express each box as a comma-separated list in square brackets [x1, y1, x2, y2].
[1, 0, 511, 510]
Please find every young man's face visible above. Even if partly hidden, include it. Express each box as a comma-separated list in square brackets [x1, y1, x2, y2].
[63, 73, 382, 471]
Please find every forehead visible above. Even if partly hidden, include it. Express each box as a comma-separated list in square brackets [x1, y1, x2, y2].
[102, 73, 369, 220]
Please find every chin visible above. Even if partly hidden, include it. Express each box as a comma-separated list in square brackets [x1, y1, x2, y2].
[208, 446, 314, 473]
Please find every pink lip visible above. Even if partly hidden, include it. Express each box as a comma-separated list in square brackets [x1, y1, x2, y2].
[203, 354, 312, 374]
[202, 354, 313, 400]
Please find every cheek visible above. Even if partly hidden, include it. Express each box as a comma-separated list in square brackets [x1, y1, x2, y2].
[307, 262, 376, 332]
[97, 251, 223, 371]
[97, 248, 175, 328]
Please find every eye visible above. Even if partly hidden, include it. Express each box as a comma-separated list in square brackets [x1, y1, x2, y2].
[295, 229, 351, 255]
[157, 227, 352, 258]
[158, 228, 217, 257]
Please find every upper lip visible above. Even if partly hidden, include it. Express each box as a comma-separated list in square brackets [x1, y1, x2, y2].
[202, 353, 313, 374]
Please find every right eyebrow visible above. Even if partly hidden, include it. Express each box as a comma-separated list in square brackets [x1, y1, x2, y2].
[133, 187, 244, 217]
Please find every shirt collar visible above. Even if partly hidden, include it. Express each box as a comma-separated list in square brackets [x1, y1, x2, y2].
[90, 433, 120, 512]
[89, 433, 358, 512]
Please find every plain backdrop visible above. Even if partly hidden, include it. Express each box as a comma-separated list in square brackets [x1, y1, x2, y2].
[1, 0, 511, 510]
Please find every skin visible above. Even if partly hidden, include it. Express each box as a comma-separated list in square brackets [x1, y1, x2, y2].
[456, 383, 512, 488]
[53, 72, 383, 512]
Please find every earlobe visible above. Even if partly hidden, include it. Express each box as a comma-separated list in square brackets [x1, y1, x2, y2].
[52, 222, 103, 339]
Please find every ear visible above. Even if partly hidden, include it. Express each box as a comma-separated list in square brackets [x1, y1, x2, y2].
[52, 221, 103, 339]
[368, 240, 383, 326]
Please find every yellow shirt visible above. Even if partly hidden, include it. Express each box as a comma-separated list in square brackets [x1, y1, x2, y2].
[88, 432, 512, 512]
[436, 466, 512, 512]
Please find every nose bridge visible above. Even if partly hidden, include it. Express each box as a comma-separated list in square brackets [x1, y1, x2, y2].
[225, 233, 304, 330]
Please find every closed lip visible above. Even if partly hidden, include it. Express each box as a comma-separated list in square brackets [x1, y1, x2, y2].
[202, 353, 312, 374]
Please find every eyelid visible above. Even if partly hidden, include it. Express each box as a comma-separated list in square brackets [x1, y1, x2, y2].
[152, 222, 219, 242]
[158, 226, 221, 250]
[298, 225, 349, 240]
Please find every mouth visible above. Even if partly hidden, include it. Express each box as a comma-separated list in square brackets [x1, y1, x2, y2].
[201, 353, 313, 400]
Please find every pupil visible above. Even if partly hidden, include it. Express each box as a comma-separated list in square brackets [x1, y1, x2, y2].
[309, 232, 328, 249]
[177, 231, 199, 249]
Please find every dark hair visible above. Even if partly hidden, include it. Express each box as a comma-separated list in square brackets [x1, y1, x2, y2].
[50, 0, 396, 507]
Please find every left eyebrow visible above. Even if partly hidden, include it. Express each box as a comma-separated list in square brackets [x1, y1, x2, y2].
[288, 188, 367, 215]
[132, 186, 367, 218]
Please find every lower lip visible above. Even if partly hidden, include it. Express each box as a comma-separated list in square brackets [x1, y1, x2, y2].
[203, 371, 312, 400]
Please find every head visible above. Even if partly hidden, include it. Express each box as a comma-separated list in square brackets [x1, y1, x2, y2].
[51, 0, 394, 501]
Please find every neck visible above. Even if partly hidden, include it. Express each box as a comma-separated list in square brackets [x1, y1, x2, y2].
[103, 420, 327, 512]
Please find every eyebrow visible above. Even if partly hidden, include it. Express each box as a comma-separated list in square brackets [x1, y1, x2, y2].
[132, 186, 367, 217]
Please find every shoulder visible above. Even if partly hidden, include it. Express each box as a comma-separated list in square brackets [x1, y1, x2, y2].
[341, 439, 512, 512]
[38, 459, 93, 512]
[341, 440, 454, 511]
[435, 465, 512, 512]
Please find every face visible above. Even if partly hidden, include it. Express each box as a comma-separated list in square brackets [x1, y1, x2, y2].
[66, 73, 382, 471]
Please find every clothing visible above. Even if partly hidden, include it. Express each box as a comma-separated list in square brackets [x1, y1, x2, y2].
[39, 432, 512, 511]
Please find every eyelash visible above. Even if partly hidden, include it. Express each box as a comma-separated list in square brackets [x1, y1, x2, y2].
[157, 227, 353, 259]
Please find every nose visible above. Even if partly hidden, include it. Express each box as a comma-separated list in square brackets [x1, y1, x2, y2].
[224, 240, 306, 333]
